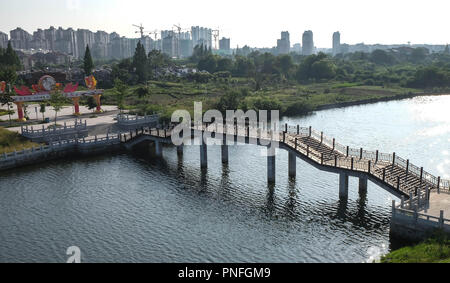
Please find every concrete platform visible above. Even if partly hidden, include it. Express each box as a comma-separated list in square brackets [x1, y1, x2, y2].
[425, 191, 450, 219]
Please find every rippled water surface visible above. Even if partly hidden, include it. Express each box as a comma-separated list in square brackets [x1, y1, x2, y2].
[1, 95, 449, 263]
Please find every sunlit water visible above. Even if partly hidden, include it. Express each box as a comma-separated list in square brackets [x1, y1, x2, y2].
[0, 95, 449, 263]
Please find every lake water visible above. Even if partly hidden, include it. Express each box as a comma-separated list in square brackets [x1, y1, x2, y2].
[1, 95, 449, 263]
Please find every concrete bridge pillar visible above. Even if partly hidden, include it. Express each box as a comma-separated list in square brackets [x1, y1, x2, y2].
[339, 173, 349, 199]
[288, 151, 296, 178]
[155, 141, 162, 157]
[221, 144, 229, 164]
[267, 146, 276, 183]
[359, 177, 368, 194]
[200, 139, 208, 168]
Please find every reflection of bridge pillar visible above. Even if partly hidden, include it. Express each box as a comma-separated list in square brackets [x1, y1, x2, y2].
[221, 144, 229, 164]
[288, 151, 296, 178]
[72, 97, 81, 116]
[14, 102, 26, 122]
[200, 138, 208, 168]
[359, 177, 368, 194]
[155, 141, 162, 157]
[339, 173, 349, 199]
[267, 146, 276, 183]
[177, 145, 183, 156]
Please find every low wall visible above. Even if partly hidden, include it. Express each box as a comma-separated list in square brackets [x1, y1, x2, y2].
[21, 121, 89, 143]
[116, 114, 159, 131]
[390, 201, 450, 242]
[0, 136, 121, 171]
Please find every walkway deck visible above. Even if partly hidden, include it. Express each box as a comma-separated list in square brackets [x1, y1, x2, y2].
[121, 122, 449, 200]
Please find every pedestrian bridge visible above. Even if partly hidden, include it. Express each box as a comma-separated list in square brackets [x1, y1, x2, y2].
[120, 122, 449, 201]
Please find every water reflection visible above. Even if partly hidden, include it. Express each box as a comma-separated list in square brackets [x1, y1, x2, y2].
[0, 95, 448, 263]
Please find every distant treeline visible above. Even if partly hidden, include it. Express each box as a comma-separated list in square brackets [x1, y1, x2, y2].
[108, 42, 450, 90]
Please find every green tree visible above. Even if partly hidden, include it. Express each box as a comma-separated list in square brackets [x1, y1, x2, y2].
[39, 103, 46, 122]
[410, 47, 429, 64]
[136, 85, 151, 100]
[0, 41, 21, 68]
[216, 58, 233, 72]
[198, 54, 217, 73]
[83, 45, 94, 75]
[311, 59, 337, 79]
[0, 67, 17, 85]
[216, 91, 242, 113]
[277, 54, 294, 77]
[0, 86, 14, 126]
[148, 50, 166, 79]
[86, 96, 97, 112]
[133, 41, 148, 83]
[370, 49, 396, 65]
[49, 91, 67, 126]
[113, 79, 128, 113]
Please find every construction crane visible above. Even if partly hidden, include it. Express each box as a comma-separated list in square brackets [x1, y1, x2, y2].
[149, 30, 161, 51]
[133, 24, 148, 39]
[212, 29, 220, 50]
[149, 30, 160, 41]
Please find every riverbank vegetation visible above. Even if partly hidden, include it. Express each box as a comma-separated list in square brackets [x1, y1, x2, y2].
[381, 234, 450, 263]
[99, 42, 450, 119]
[0, 127, 38, 154]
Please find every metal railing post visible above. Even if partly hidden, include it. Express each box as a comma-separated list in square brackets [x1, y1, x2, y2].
[437, 177, 441, 194]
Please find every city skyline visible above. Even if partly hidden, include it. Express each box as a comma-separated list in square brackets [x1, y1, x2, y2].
[1, 0, 449, 49]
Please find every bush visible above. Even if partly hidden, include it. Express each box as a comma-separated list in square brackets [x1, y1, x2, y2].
[284, 101, 313, 116]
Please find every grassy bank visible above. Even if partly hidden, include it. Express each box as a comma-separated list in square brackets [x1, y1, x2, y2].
[0, 127, 39, 154]
[381, 234, 450, 263]
[101, 79, 426, 119]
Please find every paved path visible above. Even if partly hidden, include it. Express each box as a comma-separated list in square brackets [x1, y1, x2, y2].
[426, 192, 450, 218]
[1, 104, 120, 136]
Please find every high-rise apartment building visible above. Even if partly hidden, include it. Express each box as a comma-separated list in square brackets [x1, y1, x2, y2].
[277, 31, 290, 55]
[191, 26, 212, 49]
[219, 37, 230, 51]
[0, 31, 8, 49]
[10, 27, 32, 50]
[302, 30, 314, 56]
[333, 31, 341, 56]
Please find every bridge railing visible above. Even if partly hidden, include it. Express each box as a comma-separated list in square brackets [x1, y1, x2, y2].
[117, 114, 160, 124]
[21, 120, 87, 136]
[306, 126, 449, 192]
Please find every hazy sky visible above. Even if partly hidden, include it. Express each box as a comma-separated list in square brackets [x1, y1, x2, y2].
[0, 0, 449, 48]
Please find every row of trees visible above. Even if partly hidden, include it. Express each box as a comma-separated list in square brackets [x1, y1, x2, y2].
[192, 48, 450, 89]
[111, 41, 171, 85]
[107, 41, 450, 90]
